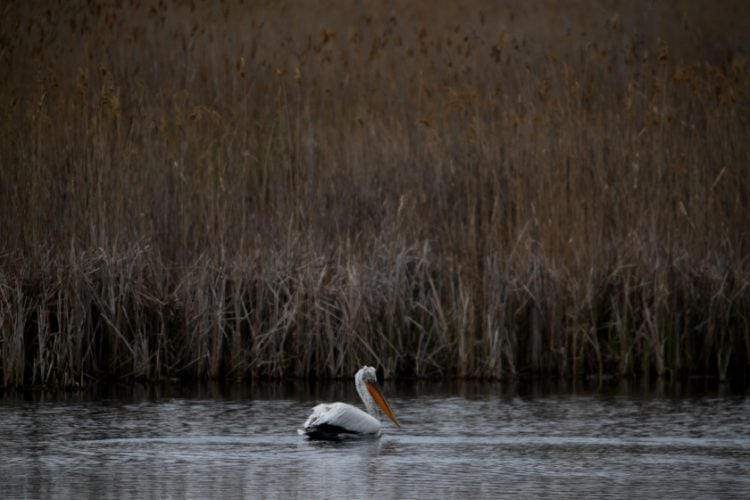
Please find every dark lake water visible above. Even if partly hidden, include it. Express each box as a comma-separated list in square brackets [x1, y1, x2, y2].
[1, 379, 748, 499]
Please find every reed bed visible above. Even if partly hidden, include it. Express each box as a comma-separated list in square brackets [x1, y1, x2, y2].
[1, 0, 749, 387]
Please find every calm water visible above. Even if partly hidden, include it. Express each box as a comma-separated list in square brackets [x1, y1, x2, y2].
[1, 380, 748, 499]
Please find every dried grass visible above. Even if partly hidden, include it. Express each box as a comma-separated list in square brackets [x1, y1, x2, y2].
[1, 0, 748, 386]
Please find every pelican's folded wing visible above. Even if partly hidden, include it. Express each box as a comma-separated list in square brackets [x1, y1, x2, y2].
[302, 402, 381, 437]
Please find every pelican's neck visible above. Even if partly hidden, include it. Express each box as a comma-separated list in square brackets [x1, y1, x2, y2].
[355, 370, 378, 418]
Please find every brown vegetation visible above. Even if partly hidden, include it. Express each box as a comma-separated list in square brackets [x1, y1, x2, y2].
[1, 1, 749, 387]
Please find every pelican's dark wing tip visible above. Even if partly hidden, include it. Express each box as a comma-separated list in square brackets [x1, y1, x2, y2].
[301, 423, 368, 441]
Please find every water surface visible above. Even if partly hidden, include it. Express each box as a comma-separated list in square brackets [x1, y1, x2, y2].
[1, 380, 748, 499]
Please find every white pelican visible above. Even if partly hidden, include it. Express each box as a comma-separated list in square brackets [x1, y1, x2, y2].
[300, 366, 401, 440]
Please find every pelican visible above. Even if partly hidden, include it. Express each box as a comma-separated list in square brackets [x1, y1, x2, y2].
[300, 366, 400, 440]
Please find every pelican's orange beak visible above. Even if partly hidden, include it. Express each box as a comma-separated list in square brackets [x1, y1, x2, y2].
[366, 380, 401, 428]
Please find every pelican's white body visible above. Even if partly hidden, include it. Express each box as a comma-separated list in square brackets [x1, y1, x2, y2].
[302, 402, 382, 437]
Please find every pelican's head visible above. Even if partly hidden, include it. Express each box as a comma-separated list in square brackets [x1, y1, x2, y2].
[356, 366, 401, 428]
